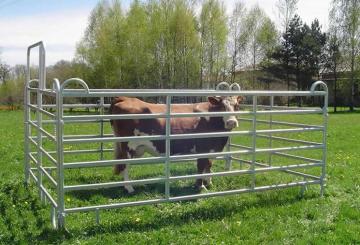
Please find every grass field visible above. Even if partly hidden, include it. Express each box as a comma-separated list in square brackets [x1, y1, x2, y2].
[0, 109, 360, 244]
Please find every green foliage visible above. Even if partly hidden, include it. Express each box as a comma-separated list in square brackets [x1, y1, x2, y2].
[330, 0, 360, 111]
[200, 0, 228, 88]
[76, 0, 204, 89]
[269, 15, 326, 91]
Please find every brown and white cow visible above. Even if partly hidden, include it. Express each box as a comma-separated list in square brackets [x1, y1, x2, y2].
[110, 95, 243, 193]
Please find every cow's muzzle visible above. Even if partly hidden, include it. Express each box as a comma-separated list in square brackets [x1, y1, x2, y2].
[225, 118, 238, 129]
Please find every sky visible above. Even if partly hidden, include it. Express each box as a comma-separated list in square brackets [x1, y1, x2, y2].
[0, 0, 332, 66]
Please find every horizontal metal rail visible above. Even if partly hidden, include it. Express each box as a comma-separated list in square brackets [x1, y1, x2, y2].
[42, 104, 111, 109]
[63, 127, 322, 144]
[169, 180, 320, 202]
[64, 134, 113, 139]
[273, 152, 322, 163]
[34, 119, 111, 124]
[64, 162, 322, 192]
[65, 177, 166, 192]
[241, 104, 320, 110]
[27, 88, 56, 97]
[169, 145, 322, 161]
[64, 135, 166, 144]
[31, 166, 57, 171]
[256, 134, 322, 146]
[233, 158, 321, 180]
[64, 156, 167, 169]
[238, 117, 323, 129]
[170, 162, 322, 181]
[47, 148, 113, 155]
[64, 180, 320, 213]
[60, 89, 326, 97]
[230, 143, 322, 159]
[63, 144, 322, 169]
[62, 109, 322, 122]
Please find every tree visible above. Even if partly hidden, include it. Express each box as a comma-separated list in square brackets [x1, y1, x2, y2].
[0, 62, 10, 85]
[276, 0, 298, 102]
[199, 0, 228, 89]
[76, 0, 126, 88]
[122, 0, 150, 88]
[270, 15, 325, 105]
[168, 0, 200, 89]
[322, 29, 342, 112]
[330, 0, 360, 111]
[244, 5, 278, 86]
[228, 1, 248, 83]
[276, 0, 298, 34]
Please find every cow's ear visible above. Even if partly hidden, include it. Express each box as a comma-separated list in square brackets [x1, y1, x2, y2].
[208, 96, 221, 105]
[237, 96, 244, 104]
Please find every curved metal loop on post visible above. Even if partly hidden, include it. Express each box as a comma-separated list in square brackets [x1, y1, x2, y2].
[60, 78, 90, 93]
[26, 79, 40, 88]
[216, 82, 230, 91]
[310, 81, 328, 93]
[230, 83, 241, 91]
[52, 78, 61, 92]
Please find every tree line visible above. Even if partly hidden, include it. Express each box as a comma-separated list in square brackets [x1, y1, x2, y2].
[0, 0, 359, 111]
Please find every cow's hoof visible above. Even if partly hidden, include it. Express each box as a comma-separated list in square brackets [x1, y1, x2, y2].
[194, 184, 208, 192]
[124, 185, 135, 194]
[205, 182, 213, 189]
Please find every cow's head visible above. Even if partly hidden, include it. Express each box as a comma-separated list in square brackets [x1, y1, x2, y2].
[208, 96, 243, 130]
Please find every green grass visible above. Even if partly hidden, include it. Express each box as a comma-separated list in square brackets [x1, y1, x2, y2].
[1, 110, 360, 244]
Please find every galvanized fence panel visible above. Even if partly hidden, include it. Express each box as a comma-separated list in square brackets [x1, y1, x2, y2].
[24, 42, 328, 230]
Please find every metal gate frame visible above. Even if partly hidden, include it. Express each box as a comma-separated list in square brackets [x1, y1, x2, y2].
[24, 42, 328, 229]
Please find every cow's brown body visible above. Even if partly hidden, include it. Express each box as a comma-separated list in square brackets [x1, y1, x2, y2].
[110, 96, 241, 192]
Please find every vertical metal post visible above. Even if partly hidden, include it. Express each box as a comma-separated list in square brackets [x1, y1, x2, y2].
[95, 208, 100, 225]
[51, 206, 57, 229]
[225, 138, 232, 170]
[320, 91, 328, 196]
[55, 80, 65, 229]
[268, 96, 274, 166]
[300, 177, 307, 198]
[36, 46, 46, 202]
[165, 96, 171, 199]
[24, 82, 31, 185]
[99, 97, 105, 160]
[251, 96, 257, 189]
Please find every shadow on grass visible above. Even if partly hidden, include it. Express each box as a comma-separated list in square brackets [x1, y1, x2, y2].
[59, 189, 319, 241]
[1, 178, 321, 244]
[328, 109, 360, 114]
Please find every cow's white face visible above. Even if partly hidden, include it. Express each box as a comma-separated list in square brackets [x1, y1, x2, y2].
[208, 96, 243, 130]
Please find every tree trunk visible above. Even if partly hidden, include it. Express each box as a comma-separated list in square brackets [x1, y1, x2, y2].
[333, 65, 338, 113]
[350, 48, 355, 111]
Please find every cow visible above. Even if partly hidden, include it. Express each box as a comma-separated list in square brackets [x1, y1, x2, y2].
[110, 94, 243, 193]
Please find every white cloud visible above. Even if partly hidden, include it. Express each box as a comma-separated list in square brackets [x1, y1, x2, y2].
[0, 9, 91, 65]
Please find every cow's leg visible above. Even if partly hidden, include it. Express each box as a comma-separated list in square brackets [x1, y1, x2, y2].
[203, 159, 213, 187]
[113, 142, 126, 174]
[122, 165, 134, 193]
[113, 142, 134, 193]
[196, 158, 211, 190]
